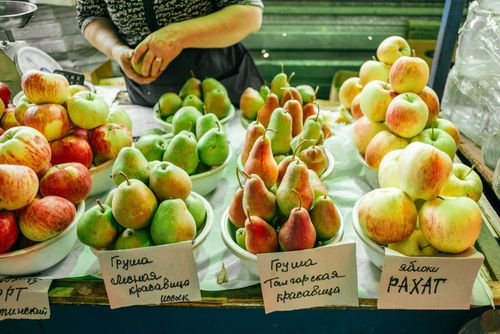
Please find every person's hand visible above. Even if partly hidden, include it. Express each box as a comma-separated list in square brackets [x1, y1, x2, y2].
[111, 45, 157, 84]
[132, 26, 184, 78]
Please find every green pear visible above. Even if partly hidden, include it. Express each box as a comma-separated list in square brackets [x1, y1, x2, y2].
[268, 108, 292, 155]
[132, 57, 144, 76]
[296, 85, 316, 104]
[204, 89, 231, 119]
[291, 113, 322, 153]
[142, 128, 165, 137]
[172, 106, 203, 135]
[182, 94, 204, 113]
[197, 123, 229, 166]
[240, 87, 264, 120]
[202, 77, 228, 96]
[310, 195, 341, 241]
[179, 77, 201, 99]
[149, 161, 192, 201]
[104, 188, 116, 207]
[196, 113, 220, 140]
[158, 92, 182, 118]
[274, 155, 287, 165]
[77, 199, 120, 249]
[106, 105, 132, 130]
[135, 134, 169, 162]
[111, 147, 150, 185]
[150, 199, 197, 244]
[271, 71, 293, 101]
[148, 160, 162, 171]
[163, 130, 199, 174]
[165, 115, 174, 124]
[113, 228, 153, 250]
[236, 228, 246, 250]
[185, 194, 207, 230]
[260, 85, 271, 100]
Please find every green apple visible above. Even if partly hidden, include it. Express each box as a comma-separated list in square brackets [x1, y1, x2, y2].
[440, 163, 483, 202]
[378, 149, 403, 188]
[411, 127, 457, 159]
[359, 60, 390, 86]
[428, 118, 461, 147]
[376, 36, 411, 65]
[359, 80, 395, 122]
[106, 105, 132, 131]
[67, 91, 109, 129]
[388, 229, 439, 256]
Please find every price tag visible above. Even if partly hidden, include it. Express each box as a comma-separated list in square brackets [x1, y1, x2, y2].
[378, 248, 484, 310]
[257, 242, 358, 313]
[0, 278, 51, 320]
[96, 241, 201, 309]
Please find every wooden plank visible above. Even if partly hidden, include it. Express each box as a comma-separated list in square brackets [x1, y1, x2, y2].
[459, 136, 494, 187]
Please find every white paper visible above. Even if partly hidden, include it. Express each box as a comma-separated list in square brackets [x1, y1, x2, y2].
[0, 278, 51, 320]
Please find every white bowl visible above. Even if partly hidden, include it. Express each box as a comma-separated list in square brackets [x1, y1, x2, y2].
[191, 146, 232, 196]
[0, 201, 86, 276]
[240, 116, 251, 129]
[220, 205, 345, 277]
[356, 151, 379, 189]
[153, 103, 236, 133]
[89, 159, 115, 196]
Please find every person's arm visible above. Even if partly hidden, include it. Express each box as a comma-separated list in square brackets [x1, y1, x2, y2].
[133, 5, 263, 78]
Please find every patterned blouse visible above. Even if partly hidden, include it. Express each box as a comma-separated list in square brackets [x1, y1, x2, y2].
[76, 0, 263, 47]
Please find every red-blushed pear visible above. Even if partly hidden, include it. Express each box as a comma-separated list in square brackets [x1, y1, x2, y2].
[350, 93, 363, 120]
[339, 77, 362, 110]
[0, 107, 20, 130]
[279, 190, 316, 251]
[19, 196, 76, 242]
[358, 188, 417, 245]
[376, 36, 411, 65]
[411, 127, 457, 159]
[90, 123, 132, 162]
[440, 163, 483, 202]
[302, 102, 317, 122]
[359, 60, 390, 86]
[24, 104, 71, 141]
[240, 87, 264, 121]
[398, 142, 453, 200]
[428, 118, 461, 147]
[256, 92, 279, 128]
[50, 135, 93, 168]
[353, 116, 387, 155]
[389, 53, 429, 94]
[277, 160, 314, 217]
[276, 139, 307, 184]
[40, 163, 92, 204]
[283, 99, 303, 137]
[310, 195, 341, 241]
[386, 93, 428, 138]
[378, 149, 403, 188]
[364, 130, 408, 170]
[243, 128, 279, 189]
[244, 210, 279, 254]
[21, 70, 71, 105]
[242, 172, 277, 223]
[418, 86, 440, 126]
[281, 87, 303, 106]
[228, 168, 247, 228]
[240, 121, 265, 166]
[67, 91, 109, 129]
[419, 197, 482, 253]
[0, 165, 38, 210]
[0, 211, 18, 253]
[0, 126, 51, 172]
[299, 145, 328, 176]
[0, 81, 12, 106]
[359, 80, 396, 122]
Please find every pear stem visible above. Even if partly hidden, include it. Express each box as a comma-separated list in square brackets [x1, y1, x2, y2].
[412, 49, 416, 57]
[236, 167, 244, 189]
[314, 102, 321, 121]
[288, 72, 295, 83]
[263, 127, 276, 140]
[292, 139, 309, 159]
[96, 199, 105, 213]
[281, 63, 285, 74]
[464, 164, 476, 178]
[240, 169, 250, 179]
[292, 189, 302, 209]
[216, 121, 221, 132]
[119, 171, 131, 186]
[246, 208, 252, 222]
[190, 70, 195, 78]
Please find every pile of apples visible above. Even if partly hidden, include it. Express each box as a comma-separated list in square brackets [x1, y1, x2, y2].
[156, 75, 232, 123]
[341, 36, 461, 170]
[78, 157, 208, 250]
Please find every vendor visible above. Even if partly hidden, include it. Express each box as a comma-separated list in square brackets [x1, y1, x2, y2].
[76, 1, 264, 106]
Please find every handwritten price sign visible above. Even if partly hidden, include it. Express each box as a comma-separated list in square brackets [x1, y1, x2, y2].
[0, 278, 52, 320]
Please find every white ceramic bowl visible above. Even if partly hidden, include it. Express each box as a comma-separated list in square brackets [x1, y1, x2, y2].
[220, 205, 345, 276]
[0, 201, 86, 276]
[153, 103, 236, 133]
[356, 151, 379, 189]
[240, 116, 251, 129]
[89, 159, 114, 197]
[191, 146, 232, 196]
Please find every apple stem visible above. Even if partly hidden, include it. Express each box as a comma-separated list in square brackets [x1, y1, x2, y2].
[292, 189, 302, 209]
[464, 164, 476, 178]
[96, 199, 105, 213]
[236, 167, 244, 189]
[412, 49, 416, 57]
[314, 102, 321, 121]
[372, 55, 377, 61]
[288, 72, 295, 83]
[119, 171, 131, 186]
[190, 70, 195, 79]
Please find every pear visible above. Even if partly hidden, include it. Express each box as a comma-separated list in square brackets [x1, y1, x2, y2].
[113, 228, 153, 250]
[277, 139, 308, 184]
[243, 129, 279, 189]
[276, 160, 313, 216]
[281, 87, 303, 106]
[299, 145, 328, 176]
[179, 76, 201, 99]
[77, 199, 120, 249]
[296, 85, 317, 104]
[241, 121, 265, 165]
[185, 194, 207, 230]
[202, 77, 228, 96]
[111, 147, 150, 185]
[308, 170, 328, 202]
[158, 92, 183, 118]
[148, 160, 162, 171]
[242, 173, 277, 223]
[274, 154, 287, 165]
[236, 228, 247, 250]
[135, 134, 169, 162]
[197, 123, 229, 166]
[204, 88, 231, 119]
[196, 113, 220, 140]
[279, 190, 316, 251]
[260, 85, 271, 100]
[104, 188, 116, 207]
[291, 109, 323, 153]
[149, 161, 192, 201]
[142, 128, 165, 137]
[268, 108, 292, 155]
[150, 199, 196, 244]
[240, 87, 264, 120]
[106, 105, 132, 130]
[172, 106, 203, 134]
[244, 212, 278, 254]
[302, 102, 317, 122]
[283, 99, 304, 137]
[311, 195, 340, 241]
[112, 172, 157, 229]
[182, 94, 204, 113]
[228, 168, 247, 228]
[256, 92, 279, 128]
[164, 130, 199, 175]
[271, 69, 294, 102]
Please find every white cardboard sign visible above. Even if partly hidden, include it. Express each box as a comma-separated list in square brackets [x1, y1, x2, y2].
[378, 248, 484, 310]
[257, 242, 358, 313]
[0, 278, 51, 320]
[96, 241, 201, 309]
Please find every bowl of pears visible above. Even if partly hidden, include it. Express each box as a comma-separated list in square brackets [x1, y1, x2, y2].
[153, 75, 235, 133]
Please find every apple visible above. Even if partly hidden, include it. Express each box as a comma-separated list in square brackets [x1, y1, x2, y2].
[0, 128, 4, 136]
[50, 135, 93, 167]
[359, 60, 390, 86]
[350, 93, 363, 119]
[1, 106, 21, 130]
[359, 80, 396, 122]
[419, 197, 482, 253]
[0, 211, 18, 253]
[19, 196, 76, 242]
[386, 93, 429, 138]
[365, 130, 408, 170]
[388, 229, 439, 256]
[67, 91, 109, 129]
[376, 36, 411, 65]
[428, 118, 461, 147]
[440, 163, 483, 202]
[0, 98, 4, 120]
[0, 126, 51, 172]
[106, 104, 132, 131]
[40, 163, 92, 204]
[21, 70, 71, 105]
[90, 123, 132, 162]
[411, 128, 457, 159]
[358, 187, 417, 244]
[0, 81, 12, 106]
[378, 149, 403, 188]
[69, 84, 90, 96]
[353, 116, 387, 155]
[14, 95, 33, 125]
[0, 164, 39, 210]
[418, 86, 440, 126]
[389, 55, 429, 94]
[36, 162, 52, 179]
[71, 127, 90, 141]
[398, 142, 453, 200]
[24, 104, 71, 141]
[339, 77, 363, 109]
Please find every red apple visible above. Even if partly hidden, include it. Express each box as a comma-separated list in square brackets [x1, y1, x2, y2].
[21, 70, 71, 105]
[19, 196, 76, 242]
[359, 80, 396, 122]
[0, 97, 4, 120]
[389, 56, 429, 94]
[376, 36, 411, 65]
[90, 123, 132, 162]
[67, 91, 109, 129]
[0, 126, 51, 172]
[0, 211, 18, 253]
[350, 93, 363, 120]
[0, 82, 12, 106]
[50, 135, 93, 167]
[14, 95, 33, 125]
[36, 162, 52, 179]
[418, 86, 440, 126]
[24, 104, 71, 141]
[1, 106, 21, 130]
[0, 164, 39, 210]
[71, 127, 90, 141]
[40, 162, 91, 204]
[339, 77, 362, 109]
[386, 93, 429, 138]
[365, 130, 408, 170]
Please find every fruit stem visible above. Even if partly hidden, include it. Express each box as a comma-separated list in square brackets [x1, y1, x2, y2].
[119, 171, 131, 186]
[123, 229, 134, 238]
[190, 70, 195, 79]
[246, 208, 252, 222]
[96, 199, 105, 213]
[372, 55, 377, 61]
[314, 86, 319, 95]
[293, 139, 309, 159]
[314, 102, 321, 121]
[263, 127, 276, 140]
[292, 189, 302, 209]
[216, 121, 221, 132]
[288, 72, 295, 83]
[412, 49, 416, 57]
[236, 167, 244, 189]
[464, 164, 476, 178]
[240, 169, 250, 179]
[281, 63, 284, 74]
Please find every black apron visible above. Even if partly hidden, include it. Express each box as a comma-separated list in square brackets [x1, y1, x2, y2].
[124, 42, 263, 107]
